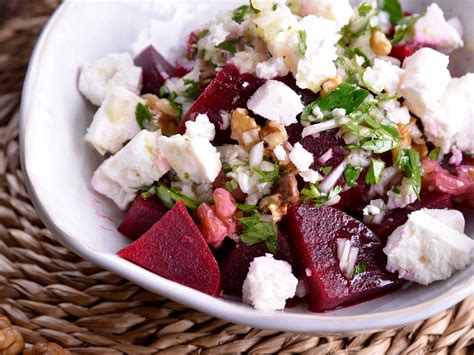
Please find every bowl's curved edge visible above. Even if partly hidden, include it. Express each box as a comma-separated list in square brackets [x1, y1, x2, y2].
[19, 0, 474, 335]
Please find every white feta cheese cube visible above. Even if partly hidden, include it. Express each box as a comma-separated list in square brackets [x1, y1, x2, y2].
[289, 143, 314, 172]
[379, 99, 410, 125]
[256, 57, 289, 80]
[363, 58, 404, 95]
[413, 4, 464, 54]
[387, 177, 417, 209]
[91, 130, 170, 209]
[384, 209, 474, 285]
[242, 254, 298, 311]
[399, 48, 451, 119]
[85, 85, 143, 155]
[79, 53, 142, 106]
[158, 134, 221, 184]
[292, 0, 353, 29]
[273, 144, 288, 162]
[185, 113, 216, 141]
[251, 0, 286, 11]
[299, 169, 321, 183]
[247, 80, 303, 126]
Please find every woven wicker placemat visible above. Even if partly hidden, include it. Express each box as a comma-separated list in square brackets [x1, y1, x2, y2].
[0, 1, 473, 353]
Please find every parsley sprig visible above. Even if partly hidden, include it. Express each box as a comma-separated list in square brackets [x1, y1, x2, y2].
[394, 149, 422, 197]
[135, 103, 152, 129]
[155, 183, 200, 210]
[239, 211, 277, 254]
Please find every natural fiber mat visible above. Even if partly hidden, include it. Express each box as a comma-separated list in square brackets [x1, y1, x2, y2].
[0, 1, 473, 354]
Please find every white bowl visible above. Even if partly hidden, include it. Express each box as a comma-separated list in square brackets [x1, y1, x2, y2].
[20, 0, 474, 334]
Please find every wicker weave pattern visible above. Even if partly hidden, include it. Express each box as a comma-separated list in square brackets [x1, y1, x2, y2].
[0, 1, 473, 353]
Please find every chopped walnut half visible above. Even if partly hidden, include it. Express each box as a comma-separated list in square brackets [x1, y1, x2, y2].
[142, 94, 178, 136]
[273, 174, 300, 205]
[393, 118, 428, 160]
[370, 29, 392, 56]
[231, 108, 261, 151]
[24, 342, 72, 355]
[259, 194, 287, 223]
[321, 75, 342, 97]
[260, 121, 288, 151]
[0, 315, 24, 354]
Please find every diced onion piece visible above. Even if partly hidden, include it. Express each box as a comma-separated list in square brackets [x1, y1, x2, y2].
[249, 142, 264, 168]
[347, 247, 359, 277]
[325, 194, 341, 206]
[302, 117, 349, 138]
[319, 161, 347, 193]
[318, 148, 333, 164]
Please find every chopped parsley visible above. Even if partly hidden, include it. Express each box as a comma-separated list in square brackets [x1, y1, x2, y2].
[237, 203, 258, 212]
[428, 147, 441, 161]
[239, 211, 277, 254]
[183, 79, 201, 100]
[198, 28, 209, 39]
[135, 102, 152, 129]
[320, 166, 333, 176]
[354, 262, 367, 275]
[378, 0, 403, 24]
[365, 159, 385, 185]
[155, 183, 200, 210]
[298, 30, 307, 56]
[358, 3, 373, 16]
[392, 14, 421, 44]
[301, 183, 321, 201]
[249, 0, 260, 14]
[253, 162, 280, 183]
[344, 165, 363, 187]
[217, 39, 240, 54]
[233, 5, 249, 24]
[301, 184, 342, 207]
[394, 149, 422, 197]
[272, 2, 278, 10]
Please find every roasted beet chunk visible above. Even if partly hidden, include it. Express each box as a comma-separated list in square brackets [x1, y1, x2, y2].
[220, 230, 294, 296]
[369, 191, 453, 241]
[117, 201, 221, 296]
[134, 46, 176, 96]
[284, 205, 401, 312]
[286, 124, 345, 170]
[177, 64, 265, 143]
[118, 195, 169, 240]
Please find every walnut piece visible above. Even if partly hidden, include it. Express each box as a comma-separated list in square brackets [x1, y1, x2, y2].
[231, 108, 261, 151]
[370, 30, 392, 56]
[321, 75, 342, 97]
[23, 342, 72, 355]
[259, 194, 288, 223]
[273, 174, 300, 205]
[141, 94, 178, 136]
[260, 121, 288, 150]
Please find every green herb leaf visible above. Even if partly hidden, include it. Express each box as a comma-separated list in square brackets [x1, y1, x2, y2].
[168, 92, 183, 119]
[253, 162, 280, 183]
[298, 30, 307, 56]
[315, 186, 343, 207]
[198, 28, 209, 39]
[135, 103, 152, 129]
[301, 183, 321, 201]
[428, 147, 441, 161]
[344, 165, 363, 187]
[394, 149, 421, 197]
[361, 137, 399, 153]
[302, 84, 369, 120]
[378, 0, 403, 24]
[272, 2, 278, 10]
[392, 14, 421, 44]
[217, 39, 240, 54]
[183, 79, 201, 100]
[320, 166, 333, 176]
[237, 203, 257, 212]
[354, 262, 367, 275]
[358, 3, 373, 16]
[354, 47, 371, 67]
[365, 159, 385, 185]
[225, 181, 235, 192]
[155, 183, 200, 210]
[249, 0, 260, 13]
[233, 5, 249, 24]
[239, 212, 277, 254]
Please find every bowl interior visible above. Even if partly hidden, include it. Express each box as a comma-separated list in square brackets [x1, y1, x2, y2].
[21, 0, 473, 333]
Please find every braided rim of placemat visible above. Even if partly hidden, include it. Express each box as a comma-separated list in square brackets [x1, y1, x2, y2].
[0, 1, 473, 354]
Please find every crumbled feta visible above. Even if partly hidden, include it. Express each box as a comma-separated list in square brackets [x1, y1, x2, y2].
[413, 4, 464, 54]
[79, 53, 142, 106]
[300, 169, 321, 183]
[85, 85, 143, 155]
[363, 204, 381, 216]
[363, 58, 404, 95]
[256, 57, 290, 80]
[230, 48, 270, 74]
[399, 48, 451, 119]
[91, 130, 170, 209]
[363, 199, 386, 225]
[288, 143, 314, 172]
[247, 80, 304, 126]
[295, 15, 339, 92]
[379, 99, 410, 125]
[185, 114, 216, 141]
[384, 209, 474, 285]
[158, 134, 221, 184]
[242, 254, 298, 311]
[292, 0, 353, 30]
[273, 144, 288, 162]
[254, 5, 298, 42]
[422, 73, 474, 154]
[387, 177, 417, 209]
[251, 0, 286, 11]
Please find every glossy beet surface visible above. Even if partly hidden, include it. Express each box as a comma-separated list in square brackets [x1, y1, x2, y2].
[284, 205, 401, 312]
[134, 46, 176, 96]
[117, 195, 169, 240]
[287, 124, 346, 170]
[117, 201, 221, 296]
[369, 191, 453, 241]
[177, 64, 265, 143]
[220, 230, 294, 296]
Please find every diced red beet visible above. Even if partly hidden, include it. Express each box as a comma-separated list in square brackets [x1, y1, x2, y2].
[118, 195, 169, 240]
[284, 205, 401, 312]
[220, 230, 294, 296]
[334, 173, 370, 216]
[134, 46, 176, 96]
[390, 43, 433, 64]
[175, 63, 192, 78]
[287, 124, 346, 170]
[213, 170, 246, 203]
[368, 191, 453, 241]
[177, 64, 265, 144]
[117, 201, 221, 296]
